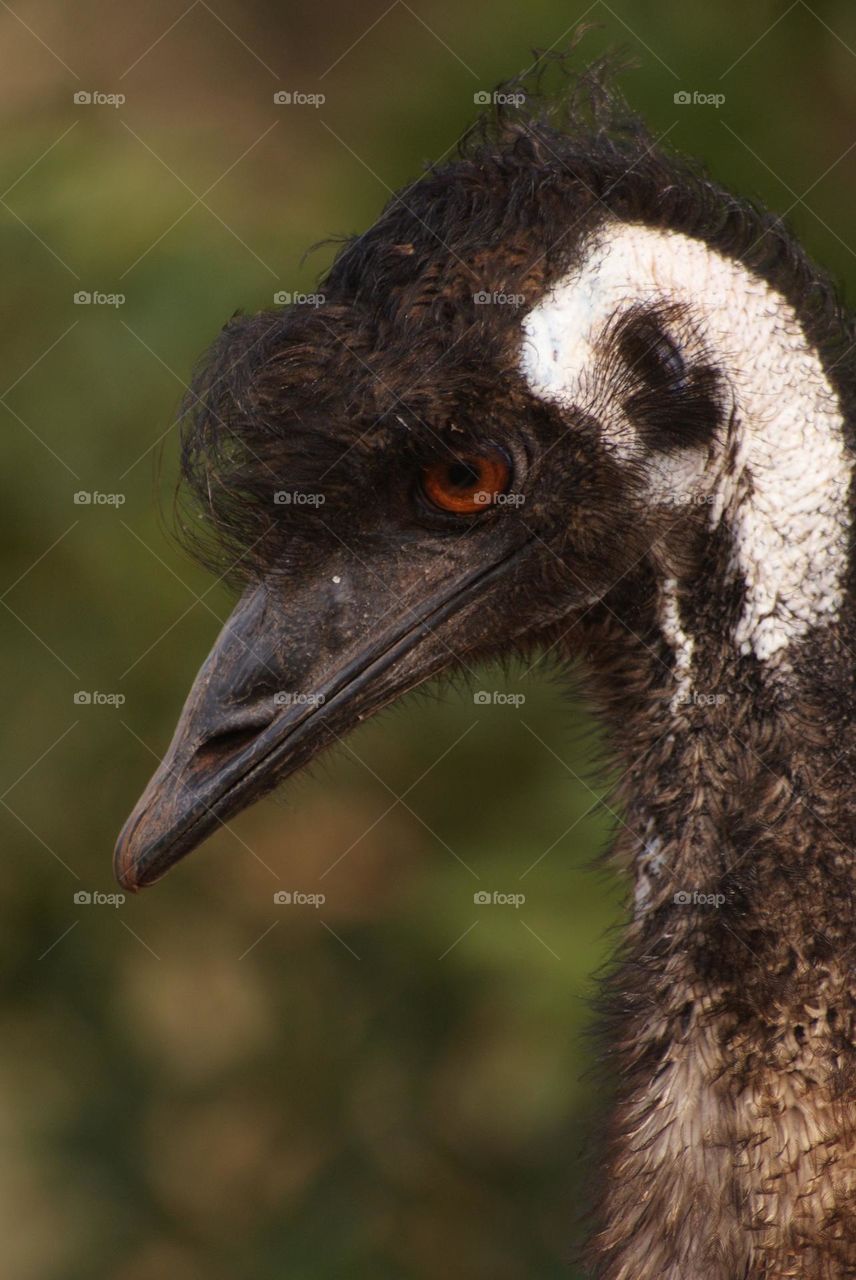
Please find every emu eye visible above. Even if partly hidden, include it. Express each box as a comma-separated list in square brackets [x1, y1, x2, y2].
[421, 450, 512, 514]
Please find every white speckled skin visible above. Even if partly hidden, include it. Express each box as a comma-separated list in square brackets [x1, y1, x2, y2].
[520, 222, 851, 667]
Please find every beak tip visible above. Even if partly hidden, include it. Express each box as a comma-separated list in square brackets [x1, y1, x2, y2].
[113, 840, 143, 894]
[113, 797, 204, 893]
[113, 807, 156, 893]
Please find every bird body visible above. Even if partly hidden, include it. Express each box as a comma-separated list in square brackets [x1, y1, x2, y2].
[115, 63, 856, 1278]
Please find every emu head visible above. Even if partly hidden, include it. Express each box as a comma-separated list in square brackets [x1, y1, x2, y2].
[115, 76, 854, 891]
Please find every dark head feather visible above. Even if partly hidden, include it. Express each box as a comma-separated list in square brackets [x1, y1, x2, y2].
[177, 48, 856, 585]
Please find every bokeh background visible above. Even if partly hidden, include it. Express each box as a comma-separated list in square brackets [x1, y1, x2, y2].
[2, 2, 855, 1276]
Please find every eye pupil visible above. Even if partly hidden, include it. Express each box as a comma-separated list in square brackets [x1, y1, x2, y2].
[447, 461, 480, 490]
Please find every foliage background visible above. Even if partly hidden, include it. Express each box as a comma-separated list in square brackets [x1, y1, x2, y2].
[2, 2, 855, 1276]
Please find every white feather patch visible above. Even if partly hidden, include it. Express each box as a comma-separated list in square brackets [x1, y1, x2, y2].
[520, 222, 851, 665]
[659, 576, 695, 707]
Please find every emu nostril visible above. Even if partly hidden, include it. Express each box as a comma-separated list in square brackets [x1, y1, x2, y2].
[194, 723, 264, 767]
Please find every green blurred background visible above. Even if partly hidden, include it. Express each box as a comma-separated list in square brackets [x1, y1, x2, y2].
[2, 2, 855, 1276]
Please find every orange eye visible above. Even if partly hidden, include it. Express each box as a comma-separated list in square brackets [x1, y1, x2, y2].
[421, 450, 512, 514]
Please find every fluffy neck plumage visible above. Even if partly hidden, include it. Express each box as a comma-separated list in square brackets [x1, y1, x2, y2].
[523, 222, 856, 1272]
[521, 210, 856, 1277]
[572, 588, 856, 1279]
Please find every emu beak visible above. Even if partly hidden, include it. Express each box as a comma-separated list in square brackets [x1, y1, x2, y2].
[114, 545, 525, 890]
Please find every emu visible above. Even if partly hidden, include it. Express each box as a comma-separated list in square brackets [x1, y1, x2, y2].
[115, 64, 856, 1279]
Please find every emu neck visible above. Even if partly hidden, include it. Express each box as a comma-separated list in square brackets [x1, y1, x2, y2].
[580, 585, 853, 915]
[575, 594, 856, 1280]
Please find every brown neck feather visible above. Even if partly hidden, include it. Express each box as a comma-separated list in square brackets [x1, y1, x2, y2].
[570, 598, 856, 1280]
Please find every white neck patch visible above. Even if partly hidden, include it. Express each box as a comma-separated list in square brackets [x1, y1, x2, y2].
[520, 221, 851, 666]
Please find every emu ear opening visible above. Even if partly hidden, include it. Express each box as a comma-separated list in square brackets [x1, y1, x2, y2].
[114, 540, 530, 891]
